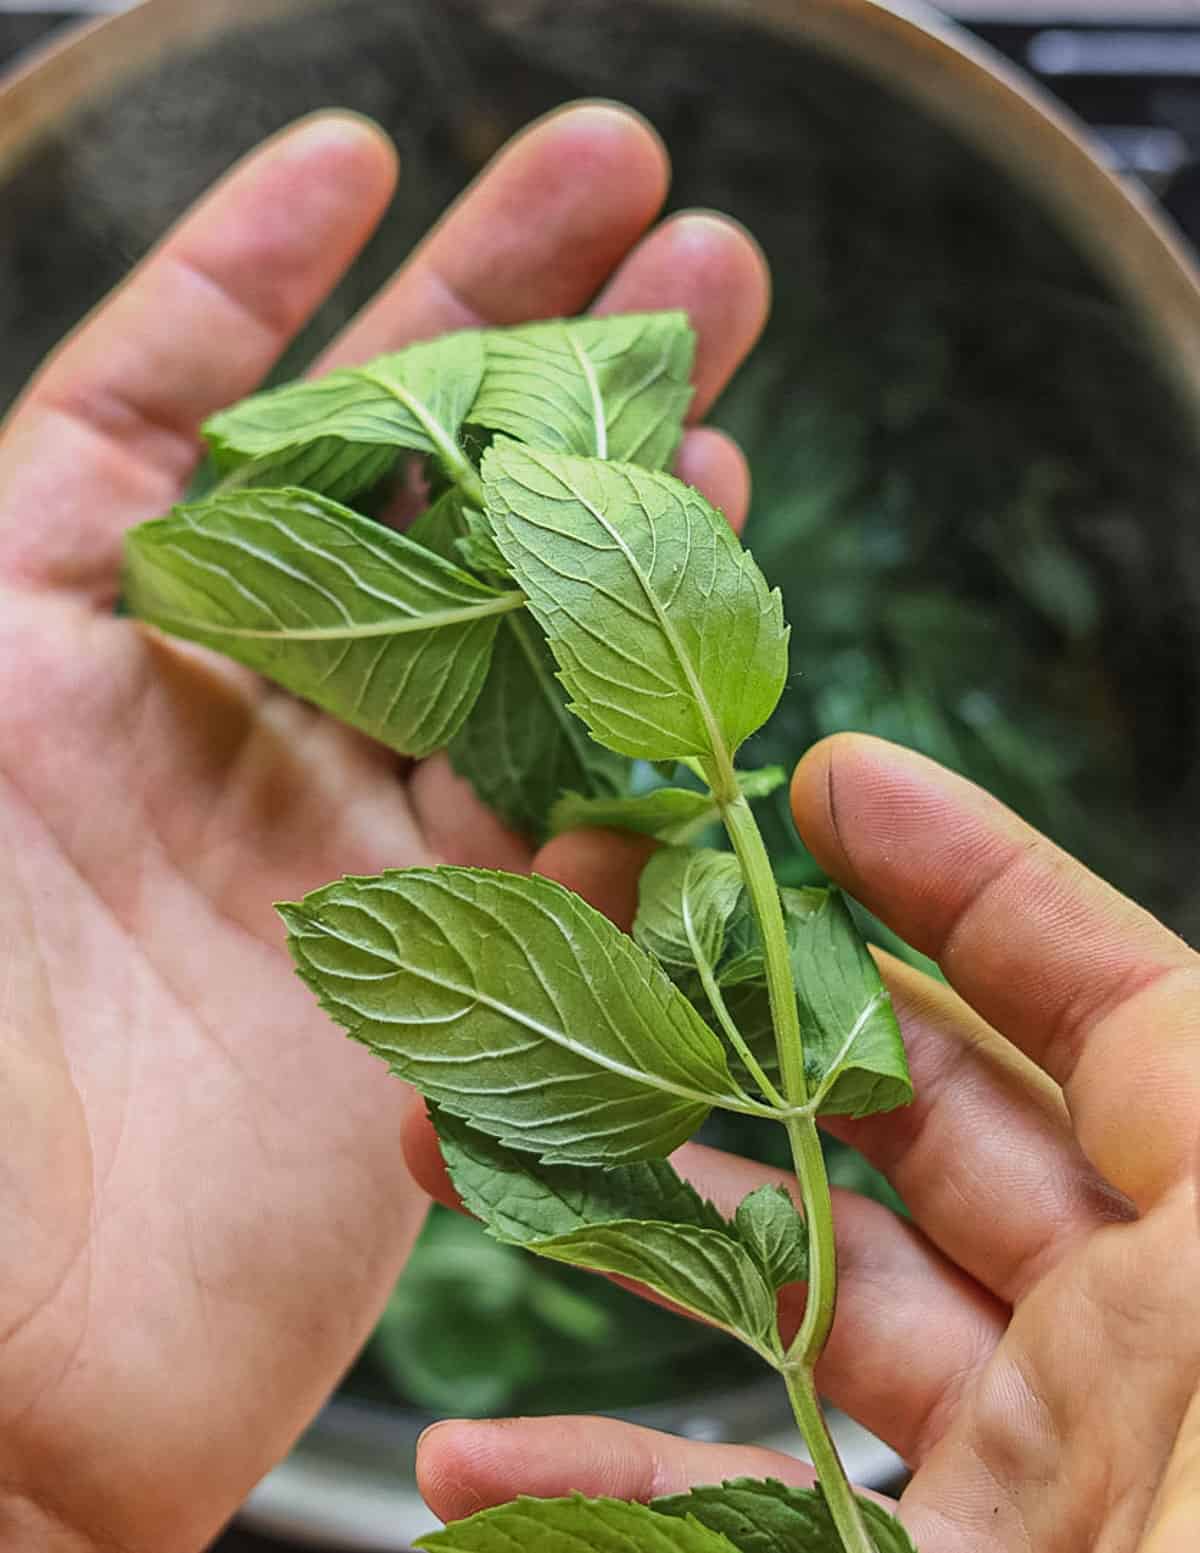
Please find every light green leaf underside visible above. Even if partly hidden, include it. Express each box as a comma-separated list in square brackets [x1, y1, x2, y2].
[790, 890, 912, 1119]
[123, 488, 514, 757]
[407, 489, 469, 565]
[705, 979, 779, 1093]
[483, 444, 789, 765]
[433, 1110, 780, 1356]
[470, 312, 695, 468]
[733, 1186, 809, 1290]
[279, 867, 745, 1164]
[433, 1107, 728, 1240]
[553, 785, 716, 842]
[717, 882, 813, 990]
[449, 613, 628, 839]
[456, 505, 511, 576]
[203, 331, 485, 500]
[549, 766, 787, 843]
[635, 848, 744, 975]
[687, 888, 912, 1118]
[418, 1495, 741, 1553]
[532, 1220, 778, 1354]
[652, 1479, 919, 1553]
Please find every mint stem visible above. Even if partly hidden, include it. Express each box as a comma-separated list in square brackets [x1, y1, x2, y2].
[781, 1357, 877, 1553]
[694, 952, 788, 1112]
[719, 792, 876, 1553]
[719, 795, 808, 1104]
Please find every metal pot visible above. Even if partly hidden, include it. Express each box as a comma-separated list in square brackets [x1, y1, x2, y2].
[3, 2, 1198, 1547]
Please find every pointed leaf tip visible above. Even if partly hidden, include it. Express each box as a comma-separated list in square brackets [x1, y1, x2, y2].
[285, 866, 746, 1164]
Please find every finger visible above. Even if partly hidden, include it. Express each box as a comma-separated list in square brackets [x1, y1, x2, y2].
[1141, 1383, 1200, 1553]
[534, 827, 660, 931]
[533, 813, 1126, 1308]
[792, 734, 1200, 1208]
[593, 209, 770, 420]
[825, 954, 1134, 1306]
[1, 115, 398, 602]
[418, 1416, 822, 1522]
[675, 427, 751, 532]
[417, 1414, 824, 1524]
[317, 103, 670, 368]
[406, 756, 534, 873]
[403, 1108, 1005, 1468]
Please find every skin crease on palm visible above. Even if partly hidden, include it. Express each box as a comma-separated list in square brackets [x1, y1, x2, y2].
[0, 101, 1195, 1553]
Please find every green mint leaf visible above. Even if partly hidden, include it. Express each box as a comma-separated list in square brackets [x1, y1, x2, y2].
[634, 848, 744, 976]
[455, 506, 511, 575]
[552, 785, 717, 843]
[709, 981, 780, 1094]
[482, 445, 789, 767]
[700, 889, 912, 1115]
[529, 1220, 778, 1355]
[716, 884, 810, 989]
[433, 1107, 728, 1240]
[470, 312, 695, 468]
[734, 1186, 808, 1290]
[407, 489, 469, 565]
[449, 613, 628, 839]
[651, 1479, 918, 1553]
[418, 1495, 741, 1553]
[789, 890, 913, 1119]
[549, 766, 787, 843]
[279, 867, 745, 1164]
[203, 331, 484, 501]
[123, 488, 518, 758]
[433, 1110, 777, 1355]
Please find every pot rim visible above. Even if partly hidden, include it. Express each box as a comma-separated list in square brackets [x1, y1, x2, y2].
[3, 0, 1199, 420]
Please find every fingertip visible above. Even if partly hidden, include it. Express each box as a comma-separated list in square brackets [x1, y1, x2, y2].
[669, 206, 773, 341]
[533, 829, 658, 932]
[400, 1095, 462, 1213]
[789, 733, 841, 863]
[520, 98, 671, 215]
[791, 732, 918, 883]
[416, 1419, 494, 1520]
[287, 107, 399, 162]
[676, 427, 750, 532]
[595, 209, 771, 419]
[270, 109, 400, 206]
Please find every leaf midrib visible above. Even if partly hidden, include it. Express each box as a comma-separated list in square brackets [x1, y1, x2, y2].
[308, 916, 775, 1118]
[505, 611, 599, 777]
[547, 457, 738, 790]
[137, 588, 525, 641]
[358, 365, 460, 468]
[564, 323, 607, 459]
[421, 971, 735, 1110]
[805, 988, 886, 1113]
[533, 1221, 779, 1358]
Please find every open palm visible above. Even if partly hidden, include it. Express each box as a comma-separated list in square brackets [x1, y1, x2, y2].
[409, 736, 1200, 1553]
[0, 106, 768, 1552]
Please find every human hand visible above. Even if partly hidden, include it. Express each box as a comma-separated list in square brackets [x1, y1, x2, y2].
[407, 733, 1200, 1553]
[0, 104, 769, 1552]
